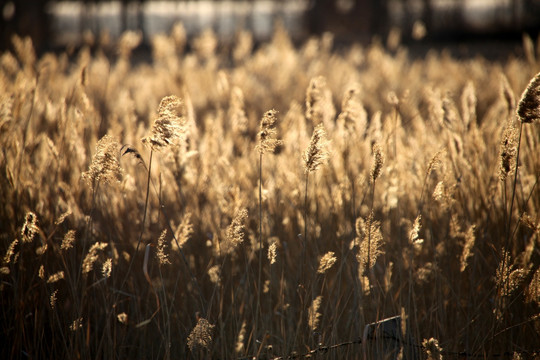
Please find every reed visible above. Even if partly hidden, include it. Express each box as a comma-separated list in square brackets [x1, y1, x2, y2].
[0, 26, 538, 359]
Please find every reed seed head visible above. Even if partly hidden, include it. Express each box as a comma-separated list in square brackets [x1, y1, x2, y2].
[117, 312, 128, 324]
[82, 242, 108, 274]
[102, 258, 112, 278]
[82, 134, 122, 189]
[226, 208, 248, 251]
[21, 211, 38, 243]
[50, 289, 58, 310]
[156, 229, 171, 265]
[500, 74, 516, 113]
[61, 230, 76, 251]
[187, 317, 215, 352]
[268, 241, 277, 265]
[308, 296, 323, 331]
[370, 143, 385, 183]
[517, 71, 540, 124]
[257, 109, 283, 154]
[423, 338, 443, 360]
[142, 95, 186, 151]
[47, 271, 64, 284]
[498, 122, 517, 181]
[208, 265, 221, 285]
[356, 212, 384, 275]
[317, 251, 337, 274]
[174, 212, 193, 250]
[460, 225, 476, 272]
[303, 124, 329, 174]
[3, 239, 18, 264]
[409, 215, 423, 247]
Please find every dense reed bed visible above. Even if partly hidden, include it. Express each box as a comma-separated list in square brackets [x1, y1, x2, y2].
[0, 24, 539, 359]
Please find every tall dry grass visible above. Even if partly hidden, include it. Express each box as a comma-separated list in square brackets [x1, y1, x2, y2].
[0, 24, 539, 359]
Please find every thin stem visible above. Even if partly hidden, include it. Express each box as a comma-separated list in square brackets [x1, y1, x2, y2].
[303, 173, 308, 286]
[121, 149, 153, 290]
[256, 152, 263, 342]
[506, 121, 523, 245]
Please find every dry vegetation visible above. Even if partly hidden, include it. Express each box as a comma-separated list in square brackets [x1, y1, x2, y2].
[0, 23, 539, 359]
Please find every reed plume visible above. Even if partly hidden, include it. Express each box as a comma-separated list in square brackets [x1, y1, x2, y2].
[268, 241, 277, 265]
[61, 230, 76, 251]
[187, 317, 215, 352]
[82, 134, 122, 190]
[500, 74, 516, 113]
[356, 212, 383, 275]
[117, 313, 128, 325]
[369, 143, 385, 184]
[256, 109, 282, 154]
[142, 95, 186, 151]
[317, 251, 337, 274]
[409, 215, 424, 249]
[21, 211, 38, 243]
[102, 258, 112, 278]
[82, 242, 108, 274]
[173, 212, 193, 250]
[423, 338, 443, 360]
[303, 124, 329, 174]
[337, 83, 365, 131]
[308, 296, 323, 331]
[226, 208, 248, 252]
[460, 225, 476, 272]
[156, 229, 171, 265]
[517, 72, 540, 124]
[498, 122, 517, 182]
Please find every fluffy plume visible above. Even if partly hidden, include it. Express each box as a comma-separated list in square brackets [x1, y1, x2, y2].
[47, 271, 65, 284]
[61, 230, 76, 251]
[317, 251, 337, 274]
[500, 74, 516, 113]
[235, 321, 247, 354]
[337, 83, 366, 131]
[308, 296, 323, 331]
[208, 265, 221, 285]
[50, 290, 58, 310]
[187, 317, 215, 352]
[356, 213, 384, 275]
[498, 122, 518, 181]
[70, 318, 83, 332]
[409, 215, 423, 248]
[3, 239, 18, 264]
[229, 87, 248, 135]
[226, 208, 248, 251]
[82, 242, 108, 274]
[460, 225, 476, 272]
[142, 95, 186, 151]
[303, 124, 329, 173]
[82, 135, 122, 189]
[268, 241, 277, 265]
[156, 229, 171, 265]
[517, 71, 540, 124]
[21, 212, 38, 243]
[423, 338, 443, 360]
[102, 258, 112, 278]
[118, 30, 142, 58]
[370, 143, 385, 183]
[117, 313, 128, 324]
[496, 249, 526, 297]
[256, 109, 283, 154]
[173, 212, 194, 250]
[305, 76, 335, 127]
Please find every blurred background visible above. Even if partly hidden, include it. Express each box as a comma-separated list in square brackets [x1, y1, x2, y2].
[1, 0, 540, 55]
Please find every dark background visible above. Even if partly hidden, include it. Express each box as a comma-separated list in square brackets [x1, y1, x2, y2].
[1, 0, 540, 55]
